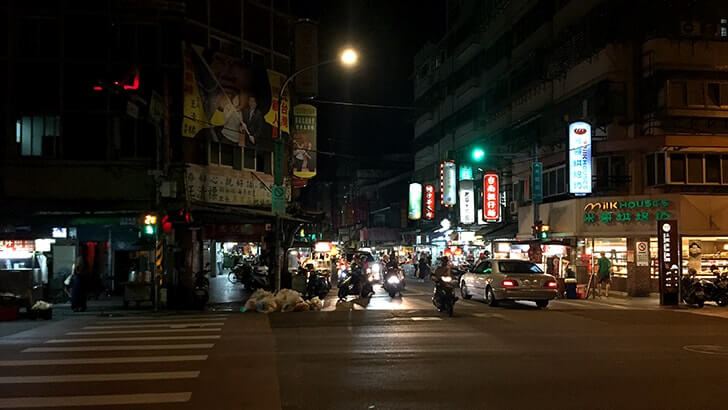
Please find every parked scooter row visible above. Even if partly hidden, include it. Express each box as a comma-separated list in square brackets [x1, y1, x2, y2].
[681, 268, 728, 308]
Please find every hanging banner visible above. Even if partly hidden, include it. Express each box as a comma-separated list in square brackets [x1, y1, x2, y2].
[408, 183, 423, 220]
[181, 43, 275, 152]
[292, 104, 317, 179]
[440, 161, 457, 207]
[484, 172, 500, 221]
[568, 121, 592, 194]
[264, 70, 290, 139]
[459, 180, 475, 224]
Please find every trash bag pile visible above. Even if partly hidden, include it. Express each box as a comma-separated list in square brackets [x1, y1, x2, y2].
[31, 301, 53, 310]
[242, 289, 323, 313]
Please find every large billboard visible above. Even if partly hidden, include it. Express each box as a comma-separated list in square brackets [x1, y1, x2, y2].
[182, 42, 289, 154]
[440, 161, 457, 207]
[568, 121, 592, 194]
[293, 104, 317, 179]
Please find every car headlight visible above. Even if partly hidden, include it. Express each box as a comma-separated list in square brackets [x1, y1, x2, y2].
[441, 276, 452, 283]
[372, 264, 381, 274]
[387, 276, 400, 284]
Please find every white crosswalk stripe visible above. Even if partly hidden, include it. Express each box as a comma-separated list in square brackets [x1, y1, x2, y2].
[0, 313, 226, 408]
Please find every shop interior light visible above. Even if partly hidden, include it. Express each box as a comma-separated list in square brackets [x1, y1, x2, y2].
[723, 244, 728, 251]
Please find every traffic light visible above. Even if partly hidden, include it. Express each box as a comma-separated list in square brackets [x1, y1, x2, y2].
[532, 222, 551, 240]
[142, 214, 157, 236]
[471, 147, 486, 162]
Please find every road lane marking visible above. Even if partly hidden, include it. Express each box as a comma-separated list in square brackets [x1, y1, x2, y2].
[102, 314, 228, 321]
[0, 371, 199, 384]
[410, 317, 442, 321]
[0, 355, 207, 367]
[83, 322, 224, 330]
[23, 343, 214, 353]
[67, 328, 222, 335]
[0, 392, 191, 408]
[95, 317, 227, 325]
[46, 335, 221, 343]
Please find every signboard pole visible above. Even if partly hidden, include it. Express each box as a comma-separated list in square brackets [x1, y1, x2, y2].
[532, 144, 541, 236]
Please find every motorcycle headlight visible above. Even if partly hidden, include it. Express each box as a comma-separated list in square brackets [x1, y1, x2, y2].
[366, 267, 372, 274]
[372, 264, 381, 274]
[441, 276, 452, 283]
[368, 275, 374, 282]
[387, 276, 400, 284]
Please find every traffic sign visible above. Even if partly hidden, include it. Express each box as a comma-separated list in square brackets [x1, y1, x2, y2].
[532, 162, 543, 204]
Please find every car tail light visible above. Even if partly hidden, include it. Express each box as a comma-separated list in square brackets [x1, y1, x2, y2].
[501, 280, 517, 288]
[545, 281, 558, 288]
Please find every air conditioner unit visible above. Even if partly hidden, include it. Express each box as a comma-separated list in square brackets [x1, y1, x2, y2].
[509, 201, 519, 215]
[680, 21, 701, 37]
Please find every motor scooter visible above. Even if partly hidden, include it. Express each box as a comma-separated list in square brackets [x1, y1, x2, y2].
[337, 263, 374, 300]
[382, 267, 404, 298]
[432, 275, 458, 317]
[681, 270, 706, 308]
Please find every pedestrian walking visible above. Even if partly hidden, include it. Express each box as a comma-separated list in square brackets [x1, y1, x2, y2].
[596, 251, 612, 297]
[70, 255, 87, 312]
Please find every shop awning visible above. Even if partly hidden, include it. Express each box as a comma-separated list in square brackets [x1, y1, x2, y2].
[478, 222, 518, 242]
[189, 201, 310, 224]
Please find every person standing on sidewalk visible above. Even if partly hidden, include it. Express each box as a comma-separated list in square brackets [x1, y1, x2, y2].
[596, 251, 612, 297]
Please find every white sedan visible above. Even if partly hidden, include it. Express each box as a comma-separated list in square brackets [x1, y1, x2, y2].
[459, 259, 558, 308]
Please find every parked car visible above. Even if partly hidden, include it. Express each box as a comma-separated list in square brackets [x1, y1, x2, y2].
[459, 259, 558, 308]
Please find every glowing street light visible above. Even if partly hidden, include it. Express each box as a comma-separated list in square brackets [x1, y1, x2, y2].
[340, 48, 358, 66]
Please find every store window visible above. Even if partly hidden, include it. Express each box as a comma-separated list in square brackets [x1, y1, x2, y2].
[682, 237, 728, 276]
[16, 116, 59, 157]
[586, 238, 628, 276]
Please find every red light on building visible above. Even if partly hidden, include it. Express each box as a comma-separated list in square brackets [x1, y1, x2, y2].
[483, 172, 500, 221]
[92, 85, 103, 91]
[424, 184, 435, 220]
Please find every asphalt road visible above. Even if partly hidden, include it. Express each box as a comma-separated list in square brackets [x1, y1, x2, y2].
[2, 281, 728, 409]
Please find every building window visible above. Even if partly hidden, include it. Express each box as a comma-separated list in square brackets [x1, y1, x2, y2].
[16, 116, 59, 157]
[543, 166, 566, 198]
[209, 142, 235, 167]
[687, 154, 703, 183]
[706, 155, 721, 183]
[670, 153, 686, 183]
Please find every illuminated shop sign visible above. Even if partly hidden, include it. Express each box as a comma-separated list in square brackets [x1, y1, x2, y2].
[459, 180, 475, 225]
[583, 199, 671, 224]
[408, 183, 422, 220]
[459, 165, 473, 181]
[483, 172, 500, 222]
[568, 121, 592, 195]
[440, 161, 457, 207]
[657, 220, 680, 305]
[424, 184, 435, 220]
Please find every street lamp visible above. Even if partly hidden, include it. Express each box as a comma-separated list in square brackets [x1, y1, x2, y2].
[273, 47, 359, 212]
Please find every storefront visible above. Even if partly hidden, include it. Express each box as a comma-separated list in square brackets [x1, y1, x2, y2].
[519, 194, 728, 296]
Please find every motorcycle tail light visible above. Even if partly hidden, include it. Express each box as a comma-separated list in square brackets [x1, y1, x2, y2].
[501, 280, 518, 288]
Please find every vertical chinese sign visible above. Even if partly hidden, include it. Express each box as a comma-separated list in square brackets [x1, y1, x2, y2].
[484, 172, 500, 222]
[441, 161, 457, 207]
[568, 121, 592, 194]
[424, 184, 435, 220]
[292, 104, 317, 179]
[264, 70, 290, 138]
[459, 180, 475, 224]
[408, 183, 422, 220]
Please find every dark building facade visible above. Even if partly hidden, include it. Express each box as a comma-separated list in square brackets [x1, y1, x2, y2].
[0, 0, 304, 306]
[412, 0, 728, 295]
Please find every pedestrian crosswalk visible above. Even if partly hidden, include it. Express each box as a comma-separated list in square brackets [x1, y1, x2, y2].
[0, 313, 229, 408]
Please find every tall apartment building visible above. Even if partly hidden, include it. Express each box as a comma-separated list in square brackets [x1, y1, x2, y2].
[412, 0, 728, 295]
[0, 0, 304, 306]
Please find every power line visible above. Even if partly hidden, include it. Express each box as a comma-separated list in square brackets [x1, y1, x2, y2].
[181, 114, 356, 159]
[309, 99, 418, 111]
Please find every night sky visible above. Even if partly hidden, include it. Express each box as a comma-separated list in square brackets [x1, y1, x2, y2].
[293, 0, 446, 178]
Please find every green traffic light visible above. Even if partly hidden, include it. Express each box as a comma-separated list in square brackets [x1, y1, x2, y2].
[143, 225, 155, 235]
[471, 147, 485, 161]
